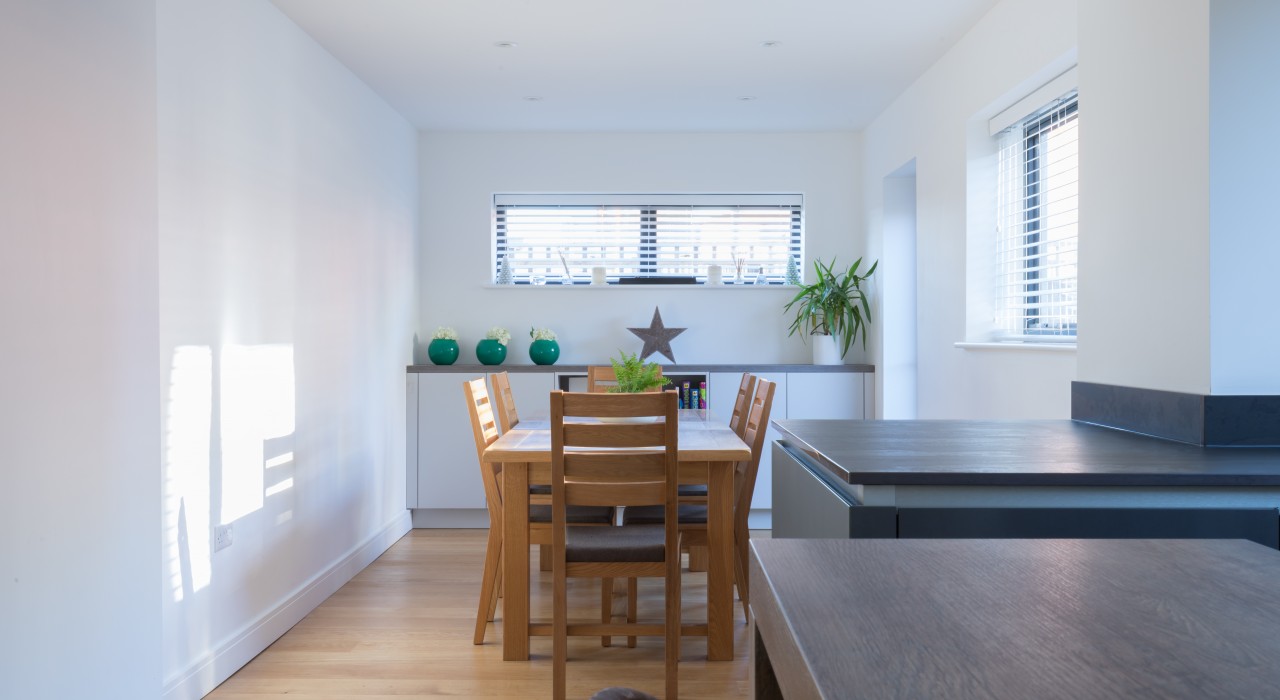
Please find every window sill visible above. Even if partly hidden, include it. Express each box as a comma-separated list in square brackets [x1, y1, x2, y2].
[954, 341, 1076, 353]
[483, 283, 797, 290]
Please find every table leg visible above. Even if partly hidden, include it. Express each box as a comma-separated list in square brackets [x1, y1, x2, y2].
[707, 460, 735, 661]
[502, 462, 529, 661]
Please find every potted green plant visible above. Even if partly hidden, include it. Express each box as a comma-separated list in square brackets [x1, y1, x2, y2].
[608, 350, 670, 393]
[476, 326, 510, 366]
[528, 327, 560, 365]
[784, 257, 878, 364]
[427, 326, 460, 365]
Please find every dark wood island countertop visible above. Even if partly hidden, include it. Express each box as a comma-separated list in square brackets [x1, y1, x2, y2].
[772, 419, 1280, 487]
[750, 538, 1280, 699]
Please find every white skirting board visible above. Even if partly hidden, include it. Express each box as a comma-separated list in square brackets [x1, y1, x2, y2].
[162, 511, 413, 700]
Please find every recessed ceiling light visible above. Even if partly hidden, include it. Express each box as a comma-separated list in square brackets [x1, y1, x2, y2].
[494, 41, 518, 49]
[761, 41, 781, 48]
[738, 96, 757, 102]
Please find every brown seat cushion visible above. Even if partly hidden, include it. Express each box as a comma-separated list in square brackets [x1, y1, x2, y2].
[677, 484, 708, 498]
[621, 504, 707, 526]
[566, 524, 665, 563]
[529, 484, 552, 495]
[529, 505, 614, 524]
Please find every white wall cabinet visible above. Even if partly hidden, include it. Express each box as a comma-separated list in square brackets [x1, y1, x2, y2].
[407, 365, 872, 527]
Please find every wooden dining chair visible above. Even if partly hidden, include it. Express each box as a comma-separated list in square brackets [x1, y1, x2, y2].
[464, 377, 614, 645]
[682, 372, 755, 505]
[462, 377, 507, 645]
[728, 372, 757, 439]
[622, 378, 776, 619]
[491, 371, 520, 433]
[679, 373, 755, 572]
[586, 364, 664, 393]
[550, 390, 681, 700]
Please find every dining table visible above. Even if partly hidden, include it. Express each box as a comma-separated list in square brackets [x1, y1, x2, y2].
[482, 408, 751, 662]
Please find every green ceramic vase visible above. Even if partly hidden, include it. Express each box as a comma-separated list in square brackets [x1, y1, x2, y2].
[528, 339, 560, 365]
[427, 339, 459, 365]
[476, 339, 507, 366]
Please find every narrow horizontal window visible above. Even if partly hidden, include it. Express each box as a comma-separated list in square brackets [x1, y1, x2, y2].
[493, 194, 802, 285]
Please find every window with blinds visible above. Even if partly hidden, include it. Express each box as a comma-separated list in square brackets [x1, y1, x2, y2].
[493, 194, 802, 285]
[994, 91, 1079, 340]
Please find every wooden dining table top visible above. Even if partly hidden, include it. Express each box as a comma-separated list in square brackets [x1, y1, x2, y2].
[483, 409, 751, 464]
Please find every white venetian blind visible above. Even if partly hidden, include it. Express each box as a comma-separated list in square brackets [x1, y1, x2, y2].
[994, 91, 1079, 340]
[494, 194, 802, 284]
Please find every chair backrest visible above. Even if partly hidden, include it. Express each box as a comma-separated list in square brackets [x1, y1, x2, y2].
[463, 377, 504, 526]
[586, 365, 665, 393]
[735, 378, 776, 515]
[490, 371, 519, 432]
[728, 372, 757, 438]
[550, 391, 679, 527]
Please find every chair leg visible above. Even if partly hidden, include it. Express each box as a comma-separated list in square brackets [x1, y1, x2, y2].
[540, 544, 552, 571]
[488, 549, 503, 622]
[553, 566, 568, 700]
[665, 562, 681, 699]
[627, 578, 638, 648]
[601, 577, 613, 647]
[735, 530, 751, 620]
[474, 525, 503, 645]
[687, 544, 709, 572]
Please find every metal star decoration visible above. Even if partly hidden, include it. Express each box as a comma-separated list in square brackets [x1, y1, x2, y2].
[628, 307, 686, 363]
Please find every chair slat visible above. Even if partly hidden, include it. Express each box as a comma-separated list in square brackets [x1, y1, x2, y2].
[563, 422, 667, 448]
[566, 482, 665, 507]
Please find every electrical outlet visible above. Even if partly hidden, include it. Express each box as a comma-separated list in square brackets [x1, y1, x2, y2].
[214, 523, 233, 552]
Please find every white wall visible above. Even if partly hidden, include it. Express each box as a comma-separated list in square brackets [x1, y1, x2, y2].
[862, 0, 1079, 419]
[1209, 0, 1280, 395]
[157, 2, 418, 697]
[881, 164, 919, 419]
[1077, 0, 1211, 395]
[417, 132, 864, 367]
[0, 1, 161, 697]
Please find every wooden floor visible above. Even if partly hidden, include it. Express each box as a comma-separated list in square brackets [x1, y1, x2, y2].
[207, 529, 763, 699]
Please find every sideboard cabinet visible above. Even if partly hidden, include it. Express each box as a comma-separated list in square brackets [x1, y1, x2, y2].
[406, 364, 873, 527]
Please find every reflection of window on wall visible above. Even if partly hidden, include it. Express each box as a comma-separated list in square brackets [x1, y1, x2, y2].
[493, 194, 802, 285]
[995, 91, 1078, 340]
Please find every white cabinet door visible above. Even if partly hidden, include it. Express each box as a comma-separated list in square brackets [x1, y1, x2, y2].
[710, 372, 787, 511]
[786, 372, 865, 419]
[417, 373, 486, 509]
[492, 371, 555, 422]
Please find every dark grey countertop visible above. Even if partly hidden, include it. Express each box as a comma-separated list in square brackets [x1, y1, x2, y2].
[751, 538, 1280, 699]
[772, 419, 1280, 487]
[408, 363, 874, 373]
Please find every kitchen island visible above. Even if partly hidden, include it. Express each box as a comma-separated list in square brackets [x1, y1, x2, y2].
[770, 420, 1280, 547]
[750, 538, 1280, 699]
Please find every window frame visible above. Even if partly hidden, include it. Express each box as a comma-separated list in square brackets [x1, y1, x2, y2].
[994, 91, 1079, 342]
[492, 193, 804, 286]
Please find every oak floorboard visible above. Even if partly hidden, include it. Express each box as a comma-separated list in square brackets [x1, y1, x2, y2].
[206, 529, 764, 699]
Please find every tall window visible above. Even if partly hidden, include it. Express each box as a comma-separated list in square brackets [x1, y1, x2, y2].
[493, 194, 802, 284]
[994, 91, 1079, 340]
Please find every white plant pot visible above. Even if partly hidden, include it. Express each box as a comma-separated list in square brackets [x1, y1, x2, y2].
[812, 335, 843, 365]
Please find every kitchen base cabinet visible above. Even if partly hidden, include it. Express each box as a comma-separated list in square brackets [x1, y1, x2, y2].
[408, 364, 873, 528]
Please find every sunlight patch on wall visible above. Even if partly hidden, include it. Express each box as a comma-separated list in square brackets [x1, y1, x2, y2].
[220, 344, 295, 524]
[163, 345, 213, 602]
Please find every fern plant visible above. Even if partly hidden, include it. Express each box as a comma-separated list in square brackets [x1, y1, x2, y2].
[608, 351, 670, 393]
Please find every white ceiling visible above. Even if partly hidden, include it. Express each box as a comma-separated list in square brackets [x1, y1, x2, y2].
[269, 0, 1000, 132]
